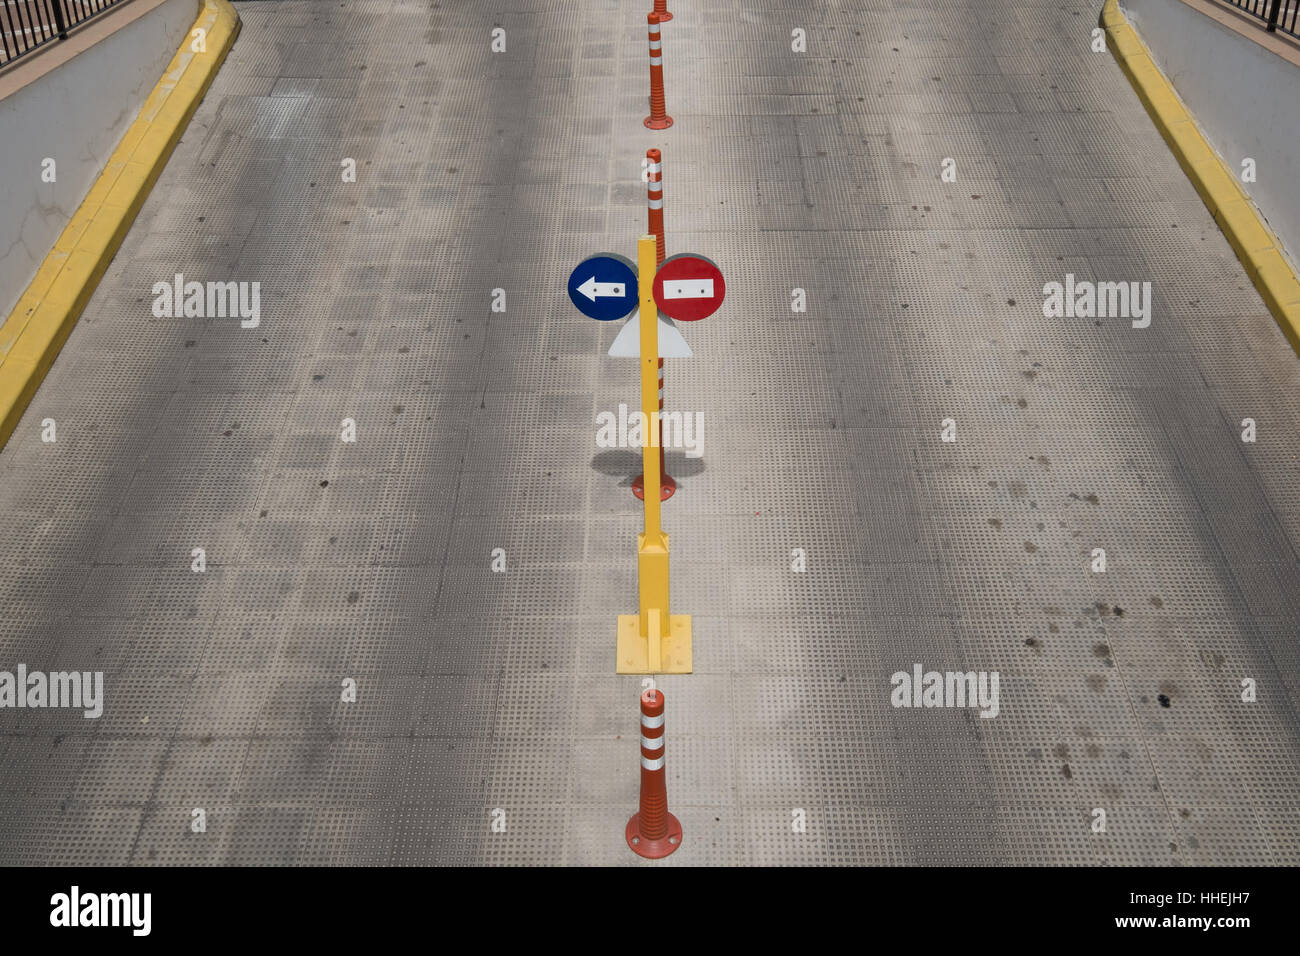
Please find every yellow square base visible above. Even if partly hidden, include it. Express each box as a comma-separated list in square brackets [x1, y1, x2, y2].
[616, 614, 692, 674]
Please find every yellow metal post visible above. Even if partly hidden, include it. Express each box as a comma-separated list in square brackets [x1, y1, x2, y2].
[637, 234, 668, 637]
[617, 235, 692, 674]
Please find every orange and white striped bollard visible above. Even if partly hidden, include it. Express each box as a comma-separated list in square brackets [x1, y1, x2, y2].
[644, 13, 672, 130]
[633, 148, 675, 501]
[653, 0, 673, 23]
[626, 688, 682, 858]
[646, 147, 666, 265]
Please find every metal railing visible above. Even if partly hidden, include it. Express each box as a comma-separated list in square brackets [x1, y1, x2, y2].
[1, 0, 128, 68]
[1221, 0, 1300, 39]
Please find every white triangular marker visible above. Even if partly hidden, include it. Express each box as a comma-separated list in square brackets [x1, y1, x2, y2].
[607, 312, 692, 358]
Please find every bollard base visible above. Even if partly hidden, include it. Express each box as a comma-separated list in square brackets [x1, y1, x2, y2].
[644, 115, 674, 130]
[626, 811, 683, 859]
[632, 471, 676, 501]
[616, 613, 692, 674]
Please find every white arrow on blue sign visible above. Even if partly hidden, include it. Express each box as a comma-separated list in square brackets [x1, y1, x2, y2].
[567, 254, 639, 321]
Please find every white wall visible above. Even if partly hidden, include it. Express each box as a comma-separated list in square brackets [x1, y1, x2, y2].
[0, 0, 198, 319]
[1121, 0, 1300, 269]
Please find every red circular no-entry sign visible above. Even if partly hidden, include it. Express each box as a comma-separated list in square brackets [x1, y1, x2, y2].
[652, 253, 725, 321]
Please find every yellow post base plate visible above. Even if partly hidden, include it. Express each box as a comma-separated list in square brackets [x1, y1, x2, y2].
[616, 614, 693, 674]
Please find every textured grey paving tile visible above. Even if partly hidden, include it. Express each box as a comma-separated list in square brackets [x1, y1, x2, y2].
[0, 0, 1298, 866]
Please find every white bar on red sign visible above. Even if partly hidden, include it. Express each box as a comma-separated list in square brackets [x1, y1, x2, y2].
[662, 279, 714, 299]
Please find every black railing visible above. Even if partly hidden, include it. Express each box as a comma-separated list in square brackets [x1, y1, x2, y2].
[1222, 0, 1300, 39]
[1, 0, 128, 68]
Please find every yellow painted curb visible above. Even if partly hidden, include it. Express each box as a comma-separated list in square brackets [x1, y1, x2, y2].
[1101, 0, 1300, 356]
[0, 0, 241, 449]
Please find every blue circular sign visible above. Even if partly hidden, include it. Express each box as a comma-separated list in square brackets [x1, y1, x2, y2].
[567, 253, 638, 321]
